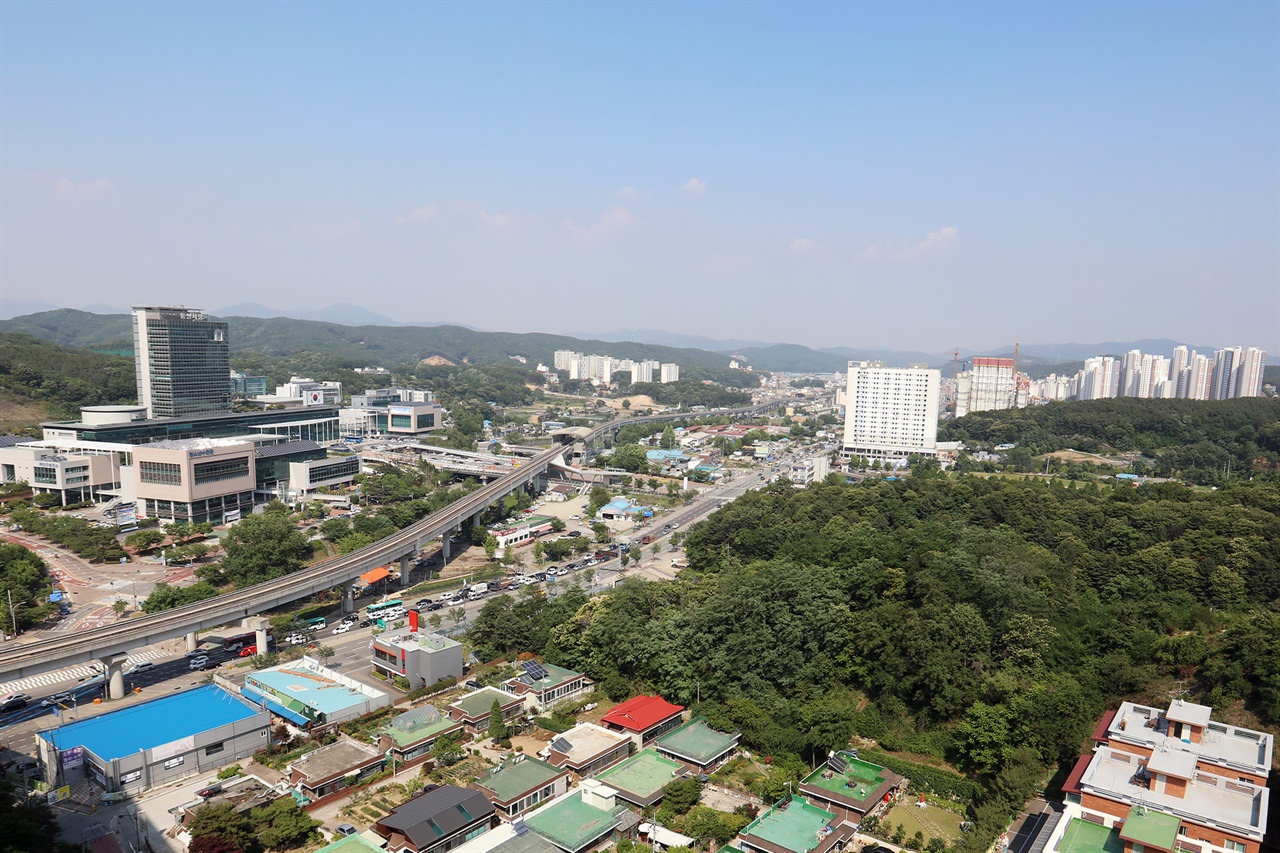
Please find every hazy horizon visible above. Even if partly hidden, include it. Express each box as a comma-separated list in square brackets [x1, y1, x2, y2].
[2, 2, 1277, 354]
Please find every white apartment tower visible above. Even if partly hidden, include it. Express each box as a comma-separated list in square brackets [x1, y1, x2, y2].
[1211, 347, 1242, 400]
[132, 306, 231, 419]
[1235, 347, 1267, 398]
[631, 361, 654, 384]
[660, 363, 681, 383]
[842, 361, 940, 463]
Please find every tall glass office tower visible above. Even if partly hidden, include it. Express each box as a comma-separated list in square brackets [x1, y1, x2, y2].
[132, 306, 231, 419]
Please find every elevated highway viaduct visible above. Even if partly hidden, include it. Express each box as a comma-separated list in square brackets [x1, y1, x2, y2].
[0, 401, 781, 696]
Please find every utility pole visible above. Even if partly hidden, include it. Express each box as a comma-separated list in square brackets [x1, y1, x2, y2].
[6, 588, 17, 639]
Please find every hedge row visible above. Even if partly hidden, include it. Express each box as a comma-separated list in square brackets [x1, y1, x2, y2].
[859, 748, 980, 804]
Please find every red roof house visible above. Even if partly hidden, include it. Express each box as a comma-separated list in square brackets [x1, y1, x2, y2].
[601, 695, 685, 746]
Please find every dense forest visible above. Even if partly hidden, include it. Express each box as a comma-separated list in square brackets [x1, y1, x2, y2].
[468, 473, 1280, 847]
[941, 397, 1280, 485]
[0, 333, 136, 420]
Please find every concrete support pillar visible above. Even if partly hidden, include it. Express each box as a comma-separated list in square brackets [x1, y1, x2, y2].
[242, 616, 270, 655]
[101, 656, 126, 700]
[399, 554, 411, 588]
[442, 534, 452, 562]
[185, 631, 198, 652]
[342, 581, 357, 614]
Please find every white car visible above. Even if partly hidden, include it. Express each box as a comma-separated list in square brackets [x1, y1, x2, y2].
[188, 656, 210, 670]
[569, 514, 581, 520]
[287, 634, 308, 645]
[124, 661, 154, 675]
[332, 622, 352, 635]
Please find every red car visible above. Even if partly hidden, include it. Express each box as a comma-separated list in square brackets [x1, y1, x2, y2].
[238, 645, 257, 657]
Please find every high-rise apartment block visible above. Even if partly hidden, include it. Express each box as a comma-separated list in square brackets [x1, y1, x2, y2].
[955, 357, 1016, 417]
[842, 361, 940, 463]
[659, 363, 680, 383]
[132, 306, 231, 419]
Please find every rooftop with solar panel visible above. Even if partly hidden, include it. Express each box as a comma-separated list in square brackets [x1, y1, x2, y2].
[798, 750, 903, 816]
[539, 722, 632, 775]
[502, 661, 593, 710]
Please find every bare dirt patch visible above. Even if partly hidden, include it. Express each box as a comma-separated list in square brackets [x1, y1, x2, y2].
[1045, 449, 1127, 466]
[602, 395, 658, 410]
[420, 355, 456, 366]
[0, 395, 53, 431]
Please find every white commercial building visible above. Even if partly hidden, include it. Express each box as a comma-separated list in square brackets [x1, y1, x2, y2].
[841, 361, 940, 464]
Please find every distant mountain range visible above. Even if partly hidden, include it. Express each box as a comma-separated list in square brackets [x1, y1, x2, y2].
[0, 307, 1262, 378]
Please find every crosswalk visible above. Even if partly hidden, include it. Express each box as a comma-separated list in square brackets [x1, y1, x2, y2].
[0, 646, 172, 694]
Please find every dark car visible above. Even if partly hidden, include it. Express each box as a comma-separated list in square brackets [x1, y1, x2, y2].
[567, 531, 581, 537]
[358, 619, 372, 628]
[0, 697, 27, 713]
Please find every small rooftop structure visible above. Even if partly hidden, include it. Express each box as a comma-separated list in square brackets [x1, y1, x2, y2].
[540, 723, 631, 776]
[449, 687, 525, 726]
[290, 738, 385, 794]
[382, 705, 464, 750]
[594, 749, 687, 807]
[653, 716, 740, 772]
[243, 657, 389, 727]
[523, 780, 632, 853]
[737, 795, 838, 853]
[1118, 805, 1180, 852]
[600, 695, 684, 741]
[1104, 699, 1273, 777]
[473, 755, 570, 817]
[799, 751, 903, 817]
[376, 785, 497, 853]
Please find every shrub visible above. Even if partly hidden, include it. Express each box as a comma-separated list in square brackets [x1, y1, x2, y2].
[216, 764, 243, 780]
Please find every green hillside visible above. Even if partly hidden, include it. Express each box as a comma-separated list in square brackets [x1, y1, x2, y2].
[0, 333, 137, 423]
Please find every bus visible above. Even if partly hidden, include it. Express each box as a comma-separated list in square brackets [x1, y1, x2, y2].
[301, 616, 326, 630]
[366, 600, 405, 620]
[223, 630, 272, 652]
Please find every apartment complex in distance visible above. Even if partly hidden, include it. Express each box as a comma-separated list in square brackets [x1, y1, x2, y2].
[132, 306, 231, 419]
[1028, 345, 1267, 404]
[552, 350, 681, 385]
[1050, 698, 1272, 853]
[841, 361, 940, 464]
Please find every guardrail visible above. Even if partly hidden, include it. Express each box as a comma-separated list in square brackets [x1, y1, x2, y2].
[0, 401, 779, 677]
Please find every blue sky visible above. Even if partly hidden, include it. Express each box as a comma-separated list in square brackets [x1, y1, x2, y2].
[2, 1, 1276, 354]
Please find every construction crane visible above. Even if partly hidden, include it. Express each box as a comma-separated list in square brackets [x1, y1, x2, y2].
[949, 348, 961, 380]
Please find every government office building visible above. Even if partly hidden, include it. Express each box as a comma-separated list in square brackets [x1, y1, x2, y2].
[132, 306, 232, 419]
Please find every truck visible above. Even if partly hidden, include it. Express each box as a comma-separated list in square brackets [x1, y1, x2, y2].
[671, 558, 689, 569]
[467, 583, 490, 600]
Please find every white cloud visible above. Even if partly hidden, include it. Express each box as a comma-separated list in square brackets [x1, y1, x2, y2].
[30, 171, 114, 197]
[790, 237, 816, 253]
[619, 186, 639, 198]
[478, 209, 517, 230]
[860, 226, 960, 261]
[394, 204, 439, 225]
[681, 178, 707, 197]
[565, 205, 636, 245]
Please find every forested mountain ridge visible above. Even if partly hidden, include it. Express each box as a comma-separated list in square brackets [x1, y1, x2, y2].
[0, 309, 752, 386]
